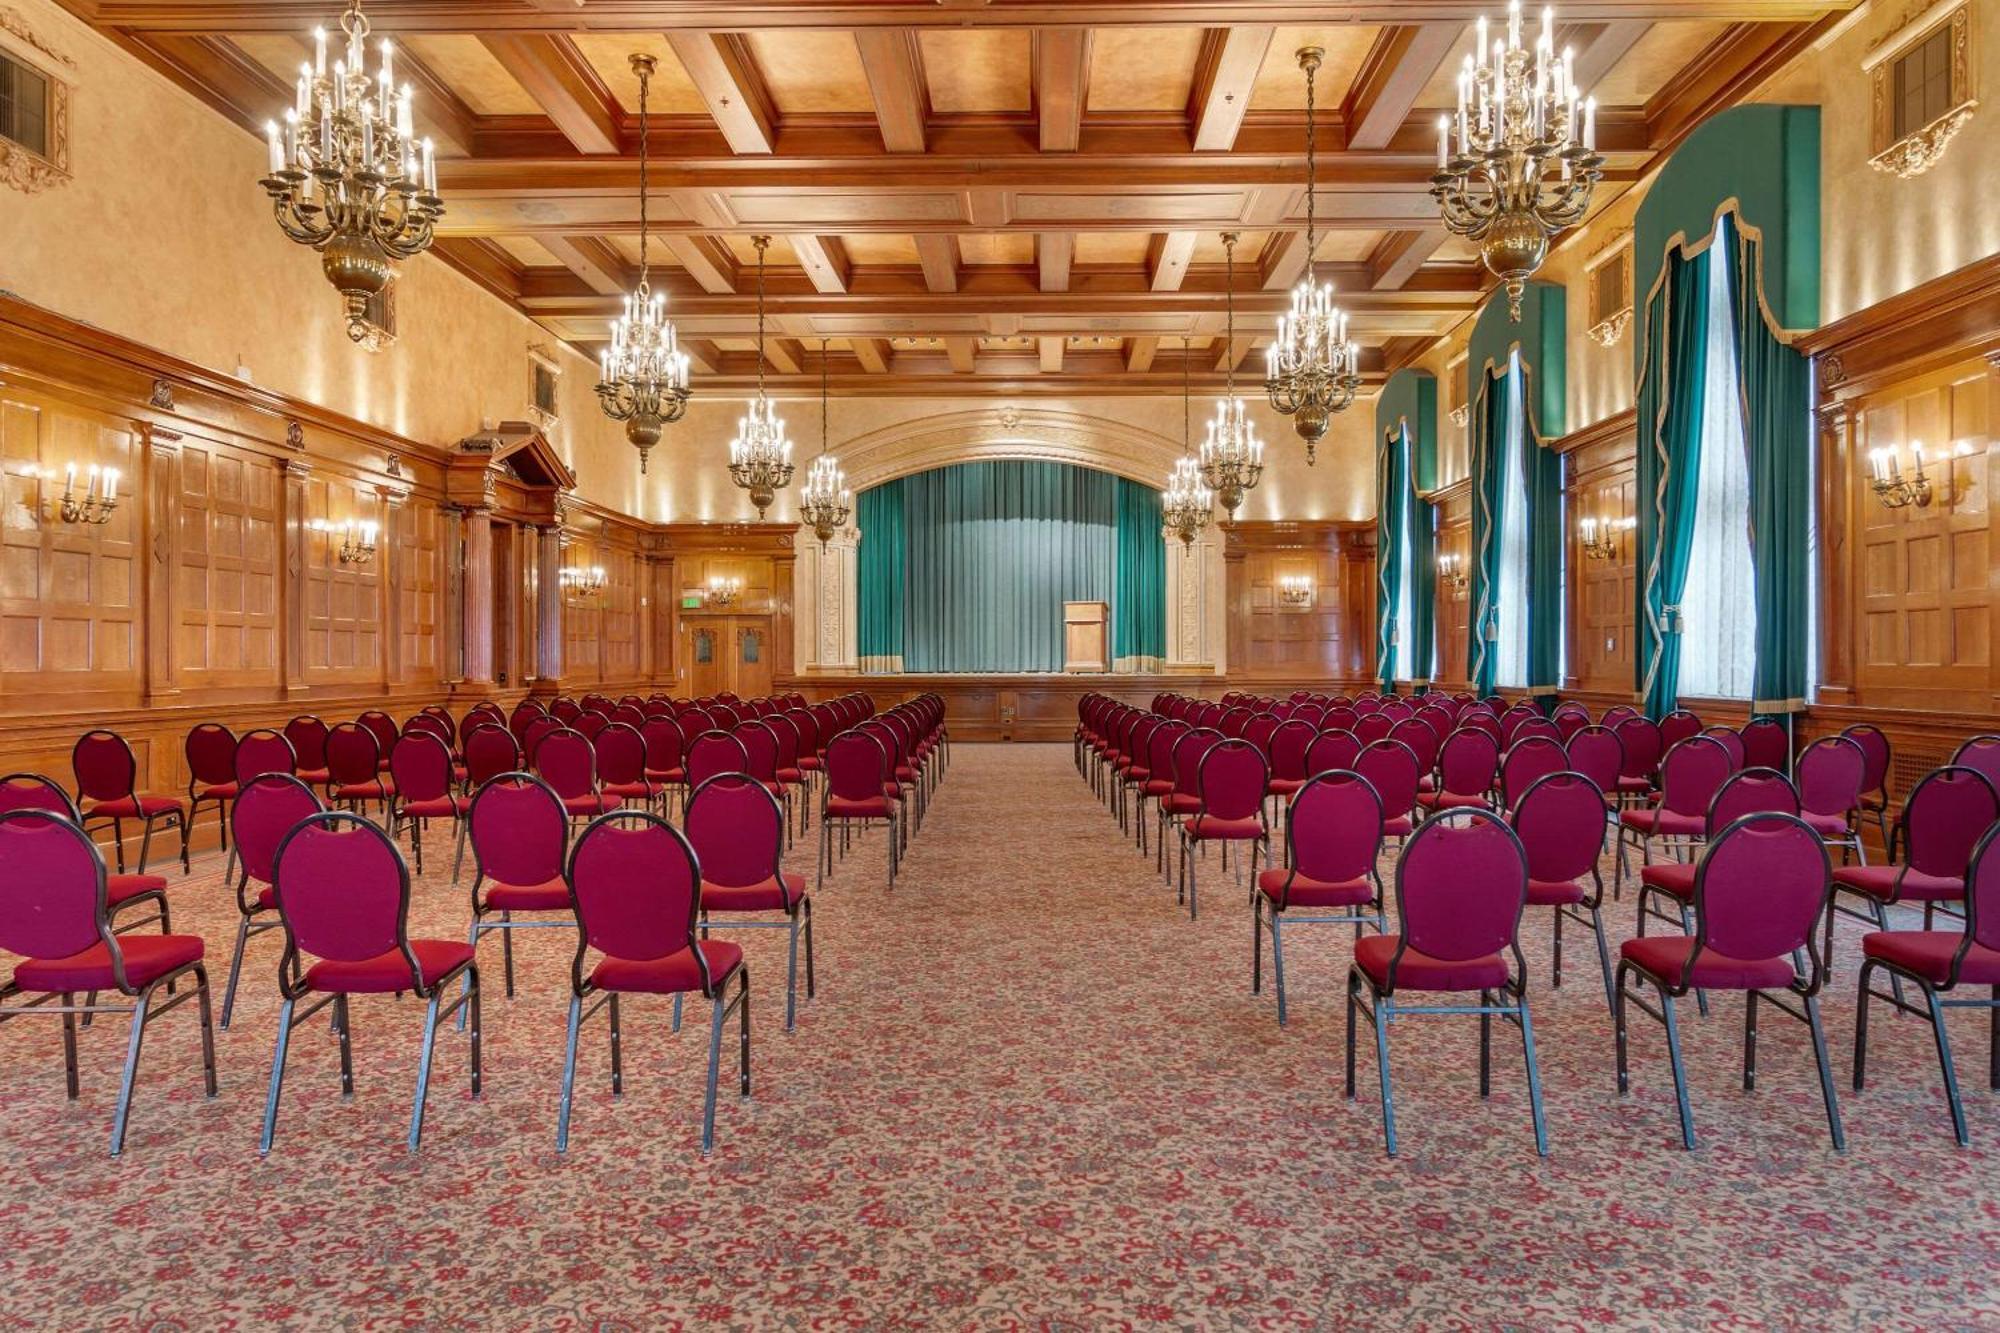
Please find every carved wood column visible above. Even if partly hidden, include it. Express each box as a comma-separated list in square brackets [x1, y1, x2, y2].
[461, 504, 495, 688]
[536, 520, 564, 686]
[280, 457, 312, 698]
[809, 526, 860, 671]
[1164, 524, 1218, 670]
[140, 422, 181, 704]
[655, 552, 678, 689]
[1815, 395, 1853, 701]
[770, 534, 798, 680]
[380, 486, 407, 691]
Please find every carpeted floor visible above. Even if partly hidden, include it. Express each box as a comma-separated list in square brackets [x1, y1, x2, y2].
[2, 742, 1997, 1328]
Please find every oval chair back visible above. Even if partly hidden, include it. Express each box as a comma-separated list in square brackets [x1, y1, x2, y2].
[403, 712, 452, 749]
[1613, 716, 1663, 784]
[1243, 712, 1279, 756]
[734, 721, 781, 785]
[1169, 728, 1221, 802]
[1565, 725, 1623, 798]
[1196, 739, 1268, 822]
[1268, 719, 1315, 785]
[533, 727, 599, 803]
[1509, 718, 1563, 747]
[232, 773, 324, 890]
[1601, 704, 1639, 728]
[1659, 709, 1703, 752]
[356, 710, 398, 762]
[1510, 771, 1607, 886]
[234, 729, 297, 786]
[1656, 736, 1732, 819]
[1700, 726, 1746, 771]
[1499, 705, 1541, 745]
[390, 732, 454, 805]
[186, 723, 237, 790]
[1951, 735, 2000, 793]
[323, 723, 382, 790]
[285, 715, 331, 777]
[710, 702, 742, 728]
[72, 730, 138, 806]
[1689, 813, 1831, 981]
[1458, 710, 1502, 743]
[521, 715, 563, 758]
[1323, 706, 1359, 732]
[1705, 765, 1799, 835]
[1743, 718, 1792, 772]
[685, 773, 787, 893]
[0, 809, 108, 971]
[641, 717, 688, 780]
[1275, 771, 1383, 910]
[1841, 723, 1888, 798]
[550, 698, 583, 724]
[468, 773, 568, 891]
[686, 730, 751, 790]
[1501, 735, 1568, 811]
[0, 772, 80, 817]
[1379, 698, 1414, 723]
[1354, 739, 1420, 829]
[1146, 720, 1188, 789]
[508, 701, 546, 741]
[680, 706, 717, 735]
[567, 812, 716, 992]
[1306, 728, 1363, 777]
[1434, 727, 1500, 803]
[1899, 766, 2000, 879]
[766, 714, 804, 776]
[1553, 707, 1590, 742]
[825, 730, 889, 804]
[1388, 717, 1441, 775]
[575, 712, 611, 742]
[463, 724, 523, 788]
[1390, 808, 1528, 978]
[1354, 713, 1394, 744]
[610, 704, 647, 729]
[271, 811, 413, 968]
[596, 723, 648, 791]
[1796, 735, 1865, 824]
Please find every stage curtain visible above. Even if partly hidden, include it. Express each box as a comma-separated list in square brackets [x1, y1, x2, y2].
[1374, 422, 1408, 692]
[1467, 372, 1507, 696]
[1113, 477, 1166, 671]
[1636, 241, 1713, 719]
[857, 479, 906, 672]
[1524, 399, 1565, 699]
[1729, 218, 1812, 713]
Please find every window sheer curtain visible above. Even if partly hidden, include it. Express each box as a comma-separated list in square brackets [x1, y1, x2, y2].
[1494, 364, 1532, 689]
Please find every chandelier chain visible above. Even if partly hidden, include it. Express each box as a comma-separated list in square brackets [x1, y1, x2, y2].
[1303, 54, 1316, 278]
[755, 235, 769, 399]
[636, 58, 649, 284]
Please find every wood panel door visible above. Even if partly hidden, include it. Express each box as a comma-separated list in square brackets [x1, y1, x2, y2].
[682, 614, 772, 697]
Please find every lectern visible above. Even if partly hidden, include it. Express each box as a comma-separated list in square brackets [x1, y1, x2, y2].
[1063, 601, 1109, 673]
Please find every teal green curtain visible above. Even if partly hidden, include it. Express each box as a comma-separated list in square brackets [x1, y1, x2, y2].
[1524, 400, 1564, 698]
[1728, 218, 1812, 713]
[1409, 492, 1436, 691]
[1635, 241, 1713, 719]
[1374, 424, 1408, 692]
[1113, 478, 1166, 671]
[856, 460, 1165, 673]
[857, 481, 906, 672]
[1468, 372, 1507, 696]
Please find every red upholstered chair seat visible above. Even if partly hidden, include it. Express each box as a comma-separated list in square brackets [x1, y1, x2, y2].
[13, 934, 204, 993]
[644, 767, 688, 783]
[1620, 936, 1794, 991]
[590, 941, 744, 995]
[84, 795, 182, 819]
[1616, 776, 1654, 794]
[296, 768, 331, 784]
[1188, 814, 1262, 840]
[1256, 868, 1372, 908]
[255, 885, 280, 910]
[302, 939, 474, 994]
[1123, 766, 1150, 784]
[796, 757, 822, 771]
[1142, 779, 1174, 797]
[195, 781, 240, 801]
[1383, 814, 1414, 837]
[107, 872, 169, 905]
[828, 795, 894, 819]
[703, 874, 808, 913]
[1832, 864, 1964, 901]
[335, 780, 394, 801]
[562, 794, 622, 816]
[1162, 793, 1201, 816]
[1418, 791, 1490, 811]
[1861, 931, 2000, 985]
[484, 877, 572, 912]
[451, 765, 469, 783]
[1266, 777, 1304, 797]
[776, 767, 804, 784]
[1618, 807, 1703, 837]
[1354, 934, 1507, 992]
[402, 795, 469, 819]
[1800, 809, 1851, 836]
[1525, 876, 1587, 906]
[895, 765, 918, 783]
[602, 781, 656, 800]
[1638, 862, 1697, 900]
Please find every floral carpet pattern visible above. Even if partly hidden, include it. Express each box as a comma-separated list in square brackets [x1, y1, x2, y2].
[2, 742, 1998, 1329]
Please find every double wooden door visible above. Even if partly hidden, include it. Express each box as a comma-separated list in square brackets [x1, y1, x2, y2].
[682, 615, 771, 698]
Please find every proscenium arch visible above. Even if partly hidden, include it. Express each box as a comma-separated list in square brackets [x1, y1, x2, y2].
[834, 407, 1186, 494]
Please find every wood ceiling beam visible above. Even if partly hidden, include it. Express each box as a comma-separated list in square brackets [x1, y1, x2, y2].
[1643, 20, 1828, 151]
[681, 338, 724, 375]
[431, 237, 526, 304]
[540, 235, 629, 296]
[1148, 232, 1199, 293]
[1258, 229, 1311, 291]
[478, 35, 620, 155]
[915, 234, 961, 293]
[1039, 337, 1065, 373]
[851, 337, 892, 373]
[791, 235, 852, 294]
[760, 336, 804, 375]
[1038, 233, 1075, 293]
[1031, 28, 1093, 153]
[1189, 26, 1275, 151]
[1565, 19, 1652, 92]
[1344, 23, 1463, 151]
[853, 28, 928, 153]
[662, 235, 739, 294]
[92, 3, 1865, 35]
[1125, 337, 1160, 373]
[1367, 228, 1449, 290]
[1212, 333, 1260, 373]
[665, 31, 777, 155]
[944, 336, 978, 373]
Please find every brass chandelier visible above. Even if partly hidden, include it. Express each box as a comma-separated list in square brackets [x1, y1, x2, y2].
[798, 339, 852, 546]
[1264, 48, 1361, 464]
[727, 236, 795, 519]
[1162, 338, 1213, 548]
[595, 54, 692, 473]
[260, 0, 443, 343]
[1432, 1, 1604, 320]
[1201, 233, 1264, 518]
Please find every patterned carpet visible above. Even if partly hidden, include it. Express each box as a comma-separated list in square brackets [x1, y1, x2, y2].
[2, 742, 1997, 1329]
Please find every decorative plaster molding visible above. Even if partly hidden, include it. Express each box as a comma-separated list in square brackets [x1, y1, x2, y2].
[0, 6, 73, 196]
[1869, 102, 1976, 178]
[1866, 1, 1975, 178]
[836, 406, 1185, 492]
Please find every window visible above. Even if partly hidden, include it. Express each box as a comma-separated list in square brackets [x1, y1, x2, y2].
[1866, 2, 1973, 178]
[1586, 237, 1634, 347]
[1494, 358, 1531, 689]
[0, 51, 48, 156]
[1893, 26, 1953, 139]
[533, 363, 559, 419]
[1676, 225, 1756, 700]
[528, 346, 562, 429]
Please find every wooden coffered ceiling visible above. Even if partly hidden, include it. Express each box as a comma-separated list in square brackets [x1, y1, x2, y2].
[71, 0, 1856, 395]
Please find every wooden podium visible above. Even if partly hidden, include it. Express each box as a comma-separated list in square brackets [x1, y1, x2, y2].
[1063, 601, 1109, 672]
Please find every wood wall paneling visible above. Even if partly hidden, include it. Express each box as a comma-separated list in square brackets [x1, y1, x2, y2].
[1224, 521, 1374, 683]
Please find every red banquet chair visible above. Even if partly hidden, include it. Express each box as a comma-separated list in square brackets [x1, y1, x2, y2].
[1510, 771, 1616, 1010]
[0, 773, 174, 955]
[1796, 735, 1868, 865]
[218, 773, 324, 1029]
[1353, 738, 1421, 840]
[1854, 821, 2000, 1145]
[641, 716, 690, 816]
[557, 810, 751, 1156]
[1743, 717, 1793, 773]
[1345, 807, 1548, 1158]
[1178, 737, 1269, 920]
[1612, 715, 1664, 806]
[356, 709, 399, 772]
[1420, 726, 1500, 812]
[686, 729, 750, 791]
[0, 808, 215, 1157]
[535, 726, 621, 820]
[1133, 719, 1189, 861]
[1500, 734, 1568, 813]
[389, 731, 468, 877]
[1158, 727, 1221, 887]
[260, 811, 481, 1156]
[462, 723, 523, 790]
[463, 772, 572, 1020]
[596, 721, 658, 812]
[73, 729, 189, 875]
[183, 723, 238, 856]
[1305, 728, 1362, 778]
[686, 772, 815, 1031]
[1701, 725, 1746, 771]
[1254, 770, 1386, 1025]
[1615, 812, 1844, 1152]
[1841, 723, 1891, 849]
[325, 721, 390, 813]
[1825, 765, 2000, 967]
[285, 715, 332, 785]
[1613, 736, 1731, 900]
[819, 729, 901, 891]
[234, 728, 297, 787]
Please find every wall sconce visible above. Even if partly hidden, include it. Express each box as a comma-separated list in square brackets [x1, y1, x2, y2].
[1277, 574, 1315, 606]
[1867, 441, 1934, 509]
[707, 574, 744, 608]
[310, 518, 379, 565]
[1579, 514, 1634, 560]
[1437, 552, 1469, 596]
[560, 564, 607, 598]
[34, 463, 120, 525]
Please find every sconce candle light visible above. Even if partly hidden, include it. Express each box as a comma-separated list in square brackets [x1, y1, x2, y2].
[1866, 441, 1934, 509]
[706, 574, 744, 608]
[560, 564, 607, 597]
[1437, 552, 1469, 594]
[1278, 574, 1315, 606]
[41, 463, 121, 525]
[1578, 513, 1633, 560]
[310, 517, 379, 564]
